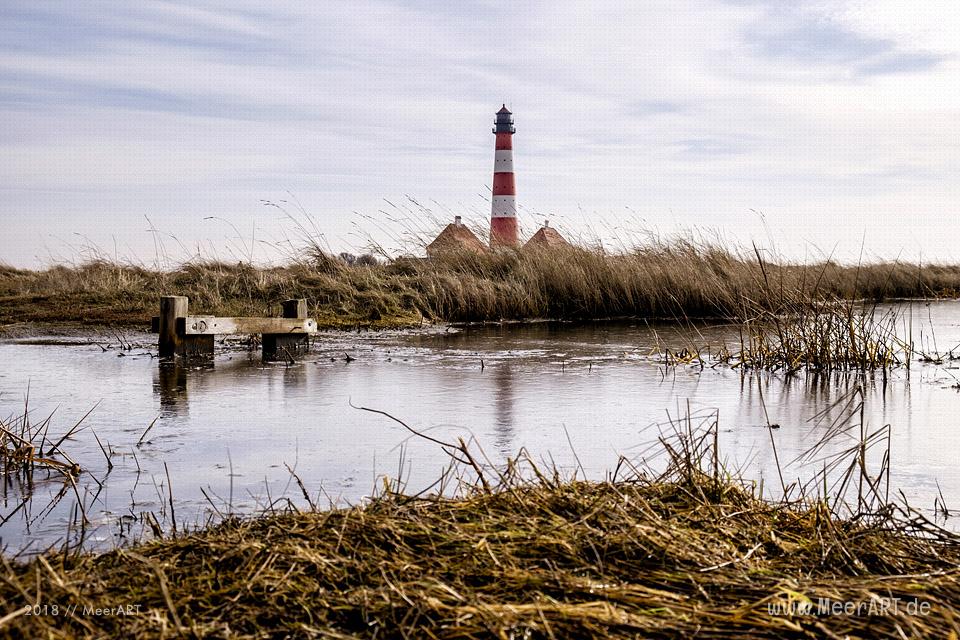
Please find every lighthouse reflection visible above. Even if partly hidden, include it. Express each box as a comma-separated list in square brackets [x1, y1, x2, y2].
[492, 363, 515, 454]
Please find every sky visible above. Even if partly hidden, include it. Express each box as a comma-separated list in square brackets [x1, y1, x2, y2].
[1, 1, 959, 267]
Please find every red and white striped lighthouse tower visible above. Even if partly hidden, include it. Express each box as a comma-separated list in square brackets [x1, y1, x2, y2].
[490, 105, 519, 248]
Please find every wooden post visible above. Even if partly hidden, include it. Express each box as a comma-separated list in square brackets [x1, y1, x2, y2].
[263, 299, 310, 361]
[159, 296, 188, 359]
[158, 295, 214, 361]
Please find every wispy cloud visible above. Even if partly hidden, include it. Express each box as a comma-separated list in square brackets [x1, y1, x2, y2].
[748, 20, 889, 63]
[858, 52, 944, 76]
[738, 4, 947, 78]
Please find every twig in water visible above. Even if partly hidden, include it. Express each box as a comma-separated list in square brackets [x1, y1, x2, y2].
[350, 401, 491, 492]
[90, 428, 113, 471]
[561, 423, 586, 480]
[200, 487, 225, 519]
[47, 401, 100, 456]
[164, 462, 176, 534]
[285, 462, 317, 511]
[756, 376, 786, 496]
[66, 473, 89, 525]
[137, 414, 162, 447]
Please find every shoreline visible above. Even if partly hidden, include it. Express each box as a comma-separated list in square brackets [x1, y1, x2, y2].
[6, 247, 960, 335]
[2, 296, 956, 341]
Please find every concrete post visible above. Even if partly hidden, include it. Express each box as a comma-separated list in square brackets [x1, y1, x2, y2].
[158, 295, 214, 361]
[262, 299, 310, 361]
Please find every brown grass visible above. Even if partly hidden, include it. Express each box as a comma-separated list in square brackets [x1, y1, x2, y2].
[0, 409, 957, 638]
[2, 239, 959, 330]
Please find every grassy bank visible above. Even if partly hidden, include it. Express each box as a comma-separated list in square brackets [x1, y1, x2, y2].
[3, 240, 960, 330]
[1, 424, 958, 638]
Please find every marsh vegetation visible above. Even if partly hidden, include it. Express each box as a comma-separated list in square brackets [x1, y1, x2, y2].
[3, 235, 960, 332]
[0, 402, 956, 638]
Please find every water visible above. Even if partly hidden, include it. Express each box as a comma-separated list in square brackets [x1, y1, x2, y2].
[2, 301, 960, 553]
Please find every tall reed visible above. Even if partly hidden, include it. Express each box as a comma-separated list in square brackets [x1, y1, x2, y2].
[3, 236, 959, 329]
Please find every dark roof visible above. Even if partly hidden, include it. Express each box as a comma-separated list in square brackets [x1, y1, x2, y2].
[497, 104, 511, 114]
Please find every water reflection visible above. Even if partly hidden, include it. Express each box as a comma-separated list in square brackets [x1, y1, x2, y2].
[4, 302, 960, 552]
[492, 363, 515, 453]
[153, 352, 320, 417]
[154, 363, 188, 415]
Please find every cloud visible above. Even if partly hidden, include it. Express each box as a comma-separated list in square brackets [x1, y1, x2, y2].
[737, 4, 947, 78]
[747, 20, 889, 63]
[676, 138, 751, 156]
[0, 1, 958, 266]
[858, 52, 944, 76]
[628, 101, 688, 116]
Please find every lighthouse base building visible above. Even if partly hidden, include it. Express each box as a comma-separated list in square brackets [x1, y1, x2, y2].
[426, 216, 489, 257]
[524, 220, 568, 250]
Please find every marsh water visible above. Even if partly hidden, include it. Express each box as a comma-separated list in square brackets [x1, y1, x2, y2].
[3, 301, 960, 553]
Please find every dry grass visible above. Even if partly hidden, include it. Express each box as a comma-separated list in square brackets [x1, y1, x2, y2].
[0, 396, 84, 480]
[2, 238, 960, 331]
[0, 408, 958, 638]
[735, 302, 909, 373]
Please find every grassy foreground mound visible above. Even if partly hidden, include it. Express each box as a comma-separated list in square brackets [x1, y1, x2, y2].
[1, 460, 958, 638]
[3, 239, 960, 329]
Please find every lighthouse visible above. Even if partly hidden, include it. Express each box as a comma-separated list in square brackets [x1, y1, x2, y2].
[490, 105, 519, 248]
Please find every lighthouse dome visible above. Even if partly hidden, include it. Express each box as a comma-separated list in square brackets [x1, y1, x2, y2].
[493, 104, 515, 133]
